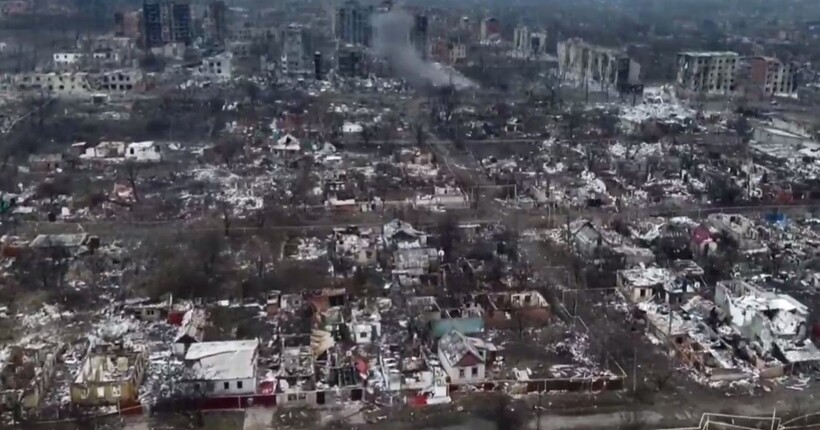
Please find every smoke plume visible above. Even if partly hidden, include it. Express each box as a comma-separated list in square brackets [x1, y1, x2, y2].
[371, 9, 475, 89]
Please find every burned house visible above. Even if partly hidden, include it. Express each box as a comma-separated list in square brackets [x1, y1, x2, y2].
[382, 219, 428, 250]
[706, 213, 766, 254]
[393, 247, 439, 276]
[70, 342, 147, 406]
[29, 234, 99, 257]
[330, 227, 378, 266]
[617, 267, 676, 303]
[478, 291, 551, 330]
[426, 301, 485, 340]
[0, 341, 61, 410]
[28, 153, 65, 172]
[272, 333, 366, 407]
[173, 309, 208, 357]
[265, 291, 305, 317]
[714, 280, 820, 369]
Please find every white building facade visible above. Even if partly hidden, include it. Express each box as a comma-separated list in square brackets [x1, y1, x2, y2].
[676, 51, 739, 94]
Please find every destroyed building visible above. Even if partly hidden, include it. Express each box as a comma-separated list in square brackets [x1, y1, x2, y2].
[70, 342, 147, 406]
[557, 38, 641, 91]
[0, 341, 61, 410]
[714, 280, 820, 369]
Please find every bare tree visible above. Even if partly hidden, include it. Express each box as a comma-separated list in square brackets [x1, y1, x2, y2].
[220, 201, 232, 237]
[213, 136, 244, 168]
[120, 161, 141, 203]
[360, 125, 373, 146]
[35, 177, 72, 205]
[413, 121, 427, 148]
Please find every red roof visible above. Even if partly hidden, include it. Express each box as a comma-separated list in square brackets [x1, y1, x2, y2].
[691, 225, 711, 244]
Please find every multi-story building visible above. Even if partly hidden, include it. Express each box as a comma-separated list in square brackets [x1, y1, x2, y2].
[558, 38, 641, 91]
[114, 11, 142, 39]
[337, 0, 373, 47]
[142, 0, 191, 48]
[744, 56, 798, 97]
[676, 51, 739, 94]
[204, 1, 228, 45]
[480, 17, 500, 42]
[337, 44, 366, 78]
[14, 73, 92, 97]
[411, 14, 428, 59]
[513, 25, 530, 56]
[282, 24, 308, 76]
[198, 52, 232, 80]
[513, 25, 547, 59]
[430, 38, 466, 65]
[96, 69, 144, 92]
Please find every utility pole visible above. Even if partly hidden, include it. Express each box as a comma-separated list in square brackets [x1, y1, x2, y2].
[632, 345, 637, 392]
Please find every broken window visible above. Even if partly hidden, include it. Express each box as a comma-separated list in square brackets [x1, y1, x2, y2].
[237, 381, 243, 389]
[287, 394, 296, 401]
[458, 368, 465, 378]
[472, 367, 479, 376]
[297, 393, 307, 400]
[223, 382, 230, 390]
[112, 385, 121, 397]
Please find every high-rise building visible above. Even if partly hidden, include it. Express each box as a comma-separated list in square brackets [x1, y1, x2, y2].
[142, 0, 191, 48]
[514, 26, 547, 59]
[314, 51, 323, 80]
[282, 24, 309, 76]
[205, 1, 228, 45]
[337, 0, 373, 46]
[115, 10, 142, 39]
[411, 14, 428, 59]
[676, 51, 739, 94]
[338, 44, 367, 78]
[513, 25, 530, 57]
[480, 17, 500, 42]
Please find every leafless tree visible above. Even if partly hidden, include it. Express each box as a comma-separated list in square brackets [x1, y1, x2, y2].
[35, 178, 72, 205]
[120, 161, 141, 203]
[360, 125, 373, 146]
[213, 136, 244, 168]
[220, 201, 232, 237]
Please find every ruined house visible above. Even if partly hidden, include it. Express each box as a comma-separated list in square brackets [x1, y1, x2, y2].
[70, 342, 147, 406]
[173, 309, 208, 357]
[0, 341, 61, 410]
[617, 267, 675, 303]
[714, 280, 820, 368]
[330, 227, 378, 266]
[28, 154, 65, 172]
